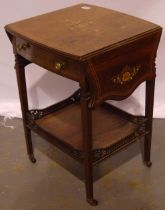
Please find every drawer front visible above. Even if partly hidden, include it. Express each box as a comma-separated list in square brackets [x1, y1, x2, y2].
[15, 37, 81, 81]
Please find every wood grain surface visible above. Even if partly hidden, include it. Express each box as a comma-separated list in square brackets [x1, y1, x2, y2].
[5, 3, 160, 59]
[36, 102, 137, 150]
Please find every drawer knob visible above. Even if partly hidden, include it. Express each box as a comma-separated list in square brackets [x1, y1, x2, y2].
[16, 43, 30, 51]
[55, 62, 65, 71]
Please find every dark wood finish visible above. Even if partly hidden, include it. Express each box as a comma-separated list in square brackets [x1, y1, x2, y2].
[14, 54, 36, 163]
[5, 3, 162, 206]
[25, 98, 147, 165]
[15, 37, 81, 82]
[144, 79, 155, 167]
[35, 103, 140, 151]
[86, 31, 161, 107]
[5, 3, 162, 108]
[81, 90, 97, 205]
[5, 4, 160, 59]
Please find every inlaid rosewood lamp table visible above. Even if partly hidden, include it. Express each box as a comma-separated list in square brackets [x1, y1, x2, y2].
[5, 4, 162, 206]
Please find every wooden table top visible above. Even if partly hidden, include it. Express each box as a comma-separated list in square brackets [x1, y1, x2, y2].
[5, 3, 160, 59]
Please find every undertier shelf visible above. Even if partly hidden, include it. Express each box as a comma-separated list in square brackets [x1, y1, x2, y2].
[27, 102, 147, 163]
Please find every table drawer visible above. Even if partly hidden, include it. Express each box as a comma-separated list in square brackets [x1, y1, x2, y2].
[15, 37, 81, 81]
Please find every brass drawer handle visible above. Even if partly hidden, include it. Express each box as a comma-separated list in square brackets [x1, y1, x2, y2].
[111, 64, 141, 85]
[16, 43, 30, 52]
[55, 61, 65, 71]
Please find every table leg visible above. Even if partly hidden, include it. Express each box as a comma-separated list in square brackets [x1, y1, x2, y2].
[15, 54, 36, 163]
[81, 94, 98, 206]
[144, 79, 155, 167]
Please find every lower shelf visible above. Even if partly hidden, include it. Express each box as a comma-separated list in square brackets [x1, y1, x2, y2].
[27, 99, 147, 164]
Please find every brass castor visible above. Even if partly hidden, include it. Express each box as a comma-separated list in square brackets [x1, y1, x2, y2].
[29, 154, 36, 163]
[87, 198, 98, 206]
[144, 161, 152, 167]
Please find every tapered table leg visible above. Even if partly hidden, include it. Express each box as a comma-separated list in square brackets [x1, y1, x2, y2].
[144, 79, 155, 167]
[81, 94, 98, 206]
[15, 54, 36, 163]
